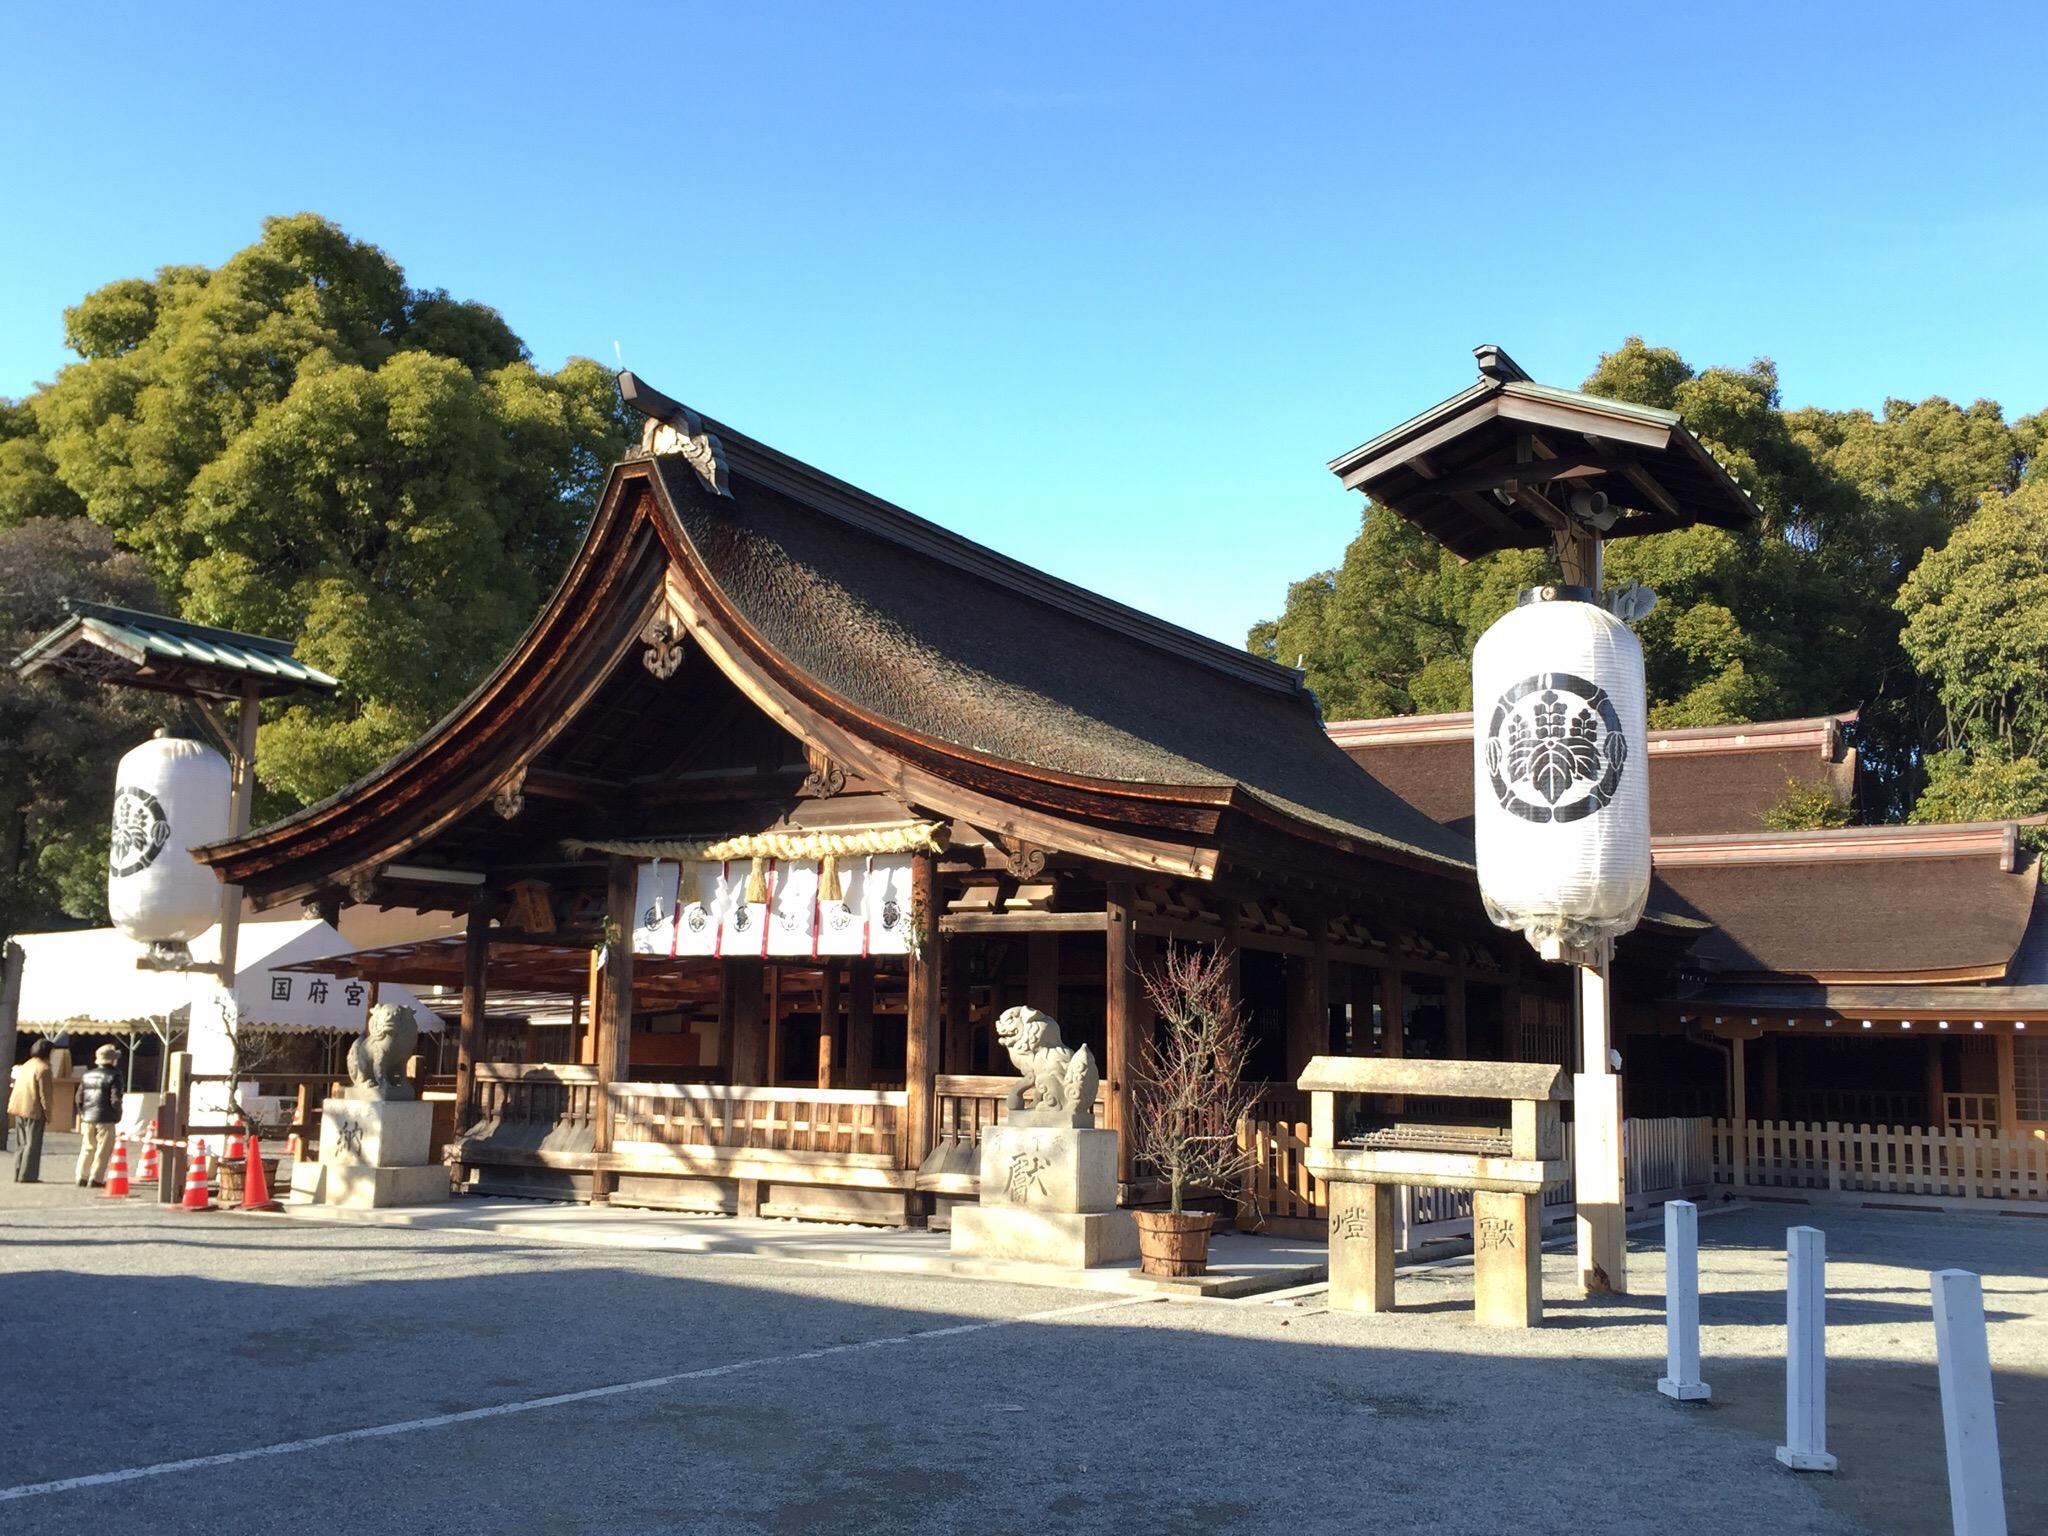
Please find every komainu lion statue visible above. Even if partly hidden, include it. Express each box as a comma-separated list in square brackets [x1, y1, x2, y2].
[995, 1006, 1099, 1122]
[348, 1003, 420, 1101]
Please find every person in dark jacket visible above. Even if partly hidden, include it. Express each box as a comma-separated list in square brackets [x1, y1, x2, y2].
[74, 1044, 124, 1187]
[9, 1040, 53, 1183]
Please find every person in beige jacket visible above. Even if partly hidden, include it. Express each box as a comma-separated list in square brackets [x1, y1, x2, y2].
[9, 1040, 53, 1183]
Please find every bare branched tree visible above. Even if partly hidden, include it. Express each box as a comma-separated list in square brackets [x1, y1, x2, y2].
[1133, 944, 1262, 1216]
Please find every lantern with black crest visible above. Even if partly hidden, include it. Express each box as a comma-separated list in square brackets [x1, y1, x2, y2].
[1471, 583, 1650, 966]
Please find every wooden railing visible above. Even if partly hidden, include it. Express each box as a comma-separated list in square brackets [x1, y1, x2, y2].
[1712, 1118, 2048, 1205]
[470, 1063, 603, 1142]
[1780, 1088, 1923, 1127]
[1942, 1093, 2000, 1131]
[930, 1074, 1115, 1156]
[610, 1083, 908, 1167]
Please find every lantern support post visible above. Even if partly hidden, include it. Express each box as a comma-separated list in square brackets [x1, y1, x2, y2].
[213, 679, 262, 986]
[1574, 954, 1627, 1294]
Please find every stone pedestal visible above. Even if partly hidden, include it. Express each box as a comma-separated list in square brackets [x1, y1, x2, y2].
[1471, 1189, 1542, 1328]
[1325, 1182, 1397, 1313]
[293, 1099, 448, 1210]
[949, 1125, 1137, 1267]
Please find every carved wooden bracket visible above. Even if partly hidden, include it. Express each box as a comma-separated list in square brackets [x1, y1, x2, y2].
[640, 615, 685, 680]
[343, 868, 380, 904]
[800, 744, 847, 799]
[994, 835, 1049, 880]
[492, 765, 527, 820]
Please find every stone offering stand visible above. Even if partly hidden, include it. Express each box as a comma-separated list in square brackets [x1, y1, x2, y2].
[1298, 1056, 1570, 1327]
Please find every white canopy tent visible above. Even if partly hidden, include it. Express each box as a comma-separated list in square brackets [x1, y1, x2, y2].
[14, 918, 444, 1039]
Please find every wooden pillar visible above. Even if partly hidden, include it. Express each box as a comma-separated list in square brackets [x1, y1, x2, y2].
[582, 949, 601, 1065]
[1346, 967, 1374, 1057]
[1105, 881, 1141, 1186]
[1379, 966, 1405, 1058]
[767, 965, 785, 1082]
[1503, 949, 1524, 1061]
[845, 962, 875, 1088]
[1026, 934, 1060, 1019]
[1759, 1033, 1782, 1119]
[902, 852, 941, 1168]
[0, 942, 21, 1149]
[943, 936, 972, 1074]
[1729, 1031, 1749, 1190]
[726, 960, 767, 1084]
[817, 964, 841, 1089]
[455, 901, 490, 1132]
[1994, 1033, 2019, 1136]
[1219, 907, 1243, 1015]
[1925, 1035, 1947, 1130]
[591, 856, 636, 1202]
[214, 679, 262, 988]
[1446, 971, 1469, 1060]
[1284, 946, 1329, 1077]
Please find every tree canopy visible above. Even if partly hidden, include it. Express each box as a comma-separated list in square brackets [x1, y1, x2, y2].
[1253, 338, 2045, 825]
[0, 214, 632, 930]
[0, 520, 170, 936]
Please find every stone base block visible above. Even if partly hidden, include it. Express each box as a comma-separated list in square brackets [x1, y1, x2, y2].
[977, 1125, 1118, 1214]
[950, 1205, 1138, 1267]
[1326, 1182, 1397, 1313]
[299, 1163, 449, 1209]
[1472, 1189, 1543, 1328]
[319, 1098, 434, 1169]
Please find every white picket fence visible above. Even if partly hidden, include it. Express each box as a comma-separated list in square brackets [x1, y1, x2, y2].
[1711, 1119, 2048, 1209]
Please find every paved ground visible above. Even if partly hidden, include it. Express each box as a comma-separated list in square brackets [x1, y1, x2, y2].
[3, 1135, 2042, 1535]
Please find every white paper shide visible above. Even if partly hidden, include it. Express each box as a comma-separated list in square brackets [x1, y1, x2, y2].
[1471, 591, 1650, 961]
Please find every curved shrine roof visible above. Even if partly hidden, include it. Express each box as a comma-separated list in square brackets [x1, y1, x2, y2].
[653, 452, 1474, 871]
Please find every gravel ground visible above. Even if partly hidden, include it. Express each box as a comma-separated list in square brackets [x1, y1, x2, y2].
[2, 1144, 2040, 1536]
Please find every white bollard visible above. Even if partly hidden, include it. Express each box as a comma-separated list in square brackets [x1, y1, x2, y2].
[1657, 1199, 1710, 1401]
[1932, 1269, 2007, 1536]
[1776, 1225, 1837, 1471]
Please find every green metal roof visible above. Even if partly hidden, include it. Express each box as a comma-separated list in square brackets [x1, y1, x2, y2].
[11, 599, 339, 700]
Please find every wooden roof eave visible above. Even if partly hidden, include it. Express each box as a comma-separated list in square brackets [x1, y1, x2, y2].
[193, 473, 673, 895]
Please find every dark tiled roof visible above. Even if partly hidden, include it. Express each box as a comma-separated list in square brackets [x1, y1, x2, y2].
[1651, 853, 2040, 981]
[653, 456, 1475, 870]
[1336, 726, 1854, 837]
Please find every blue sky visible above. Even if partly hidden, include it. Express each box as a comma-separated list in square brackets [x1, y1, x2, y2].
[5, 4, 2044, 647]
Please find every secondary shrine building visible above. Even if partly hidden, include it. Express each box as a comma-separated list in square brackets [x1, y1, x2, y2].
[195, 379, 1707, 1222]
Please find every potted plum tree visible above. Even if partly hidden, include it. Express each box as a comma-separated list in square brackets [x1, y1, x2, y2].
[1130, 944, 1261, 1276]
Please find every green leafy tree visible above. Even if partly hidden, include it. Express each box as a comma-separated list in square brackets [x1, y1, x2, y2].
[14, 214, 632, 804]
[0, 520, 172, 939]
[1759, 776, 1853, 832]
[1896, 479, 2048, 829]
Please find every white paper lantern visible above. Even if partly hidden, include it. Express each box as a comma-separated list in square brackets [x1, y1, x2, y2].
[1471, 589, 1650, 960]
[107, 732, 232, 945]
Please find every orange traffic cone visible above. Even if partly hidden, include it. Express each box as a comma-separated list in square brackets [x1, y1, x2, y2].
[180, 1138, 212, 1211]
[241, 1132, 280, 1212]
[226, 1127, 246, 1164]
[139, 1123, 160, 1186]
[101, 1138, 131, 1199]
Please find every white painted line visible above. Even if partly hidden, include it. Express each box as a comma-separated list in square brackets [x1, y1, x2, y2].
[0, 1294, 1156, 1504]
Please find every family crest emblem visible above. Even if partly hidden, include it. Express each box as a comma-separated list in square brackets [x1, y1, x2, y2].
[1483, 672, 1627, 825]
